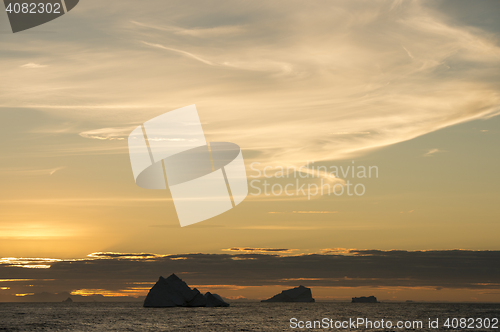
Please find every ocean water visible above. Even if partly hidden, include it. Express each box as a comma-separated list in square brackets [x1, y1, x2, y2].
[0, 302, 498, 331]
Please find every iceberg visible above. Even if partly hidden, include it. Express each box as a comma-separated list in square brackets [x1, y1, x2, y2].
[204, 292, 230, 307]
[143, 274, 229, 307]
[261, 285, 315, 303]
[352, 296, 379, 303]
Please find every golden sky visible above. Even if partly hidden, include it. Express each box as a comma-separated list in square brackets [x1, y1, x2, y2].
[0, 0, 499, 302]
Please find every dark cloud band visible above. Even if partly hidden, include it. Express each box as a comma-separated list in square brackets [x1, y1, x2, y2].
[0, 250, 498, 299]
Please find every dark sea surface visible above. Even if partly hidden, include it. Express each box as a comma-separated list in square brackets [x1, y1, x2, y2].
[0, 302, 498, 331]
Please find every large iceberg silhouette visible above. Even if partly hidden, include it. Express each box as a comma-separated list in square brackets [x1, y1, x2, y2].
[143, 274, 229, 307]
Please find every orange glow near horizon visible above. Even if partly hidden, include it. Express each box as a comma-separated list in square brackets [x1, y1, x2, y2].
[31, 285, 498, 303]
[70, 289, 133, 297]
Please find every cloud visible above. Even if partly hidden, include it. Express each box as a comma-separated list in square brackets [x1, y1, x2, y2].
[0, 167, 65, 176]
[424, 148, 444, 157]
[0, 249, 499, 301]
[293, 211, 337, 214]
[320, 248, 358, 255]
[87, 252, 159, 259]
[0, 223, 80, 240]
[132, 20, 245, 37]
[0, 257, 62, 265]
[142, 42, 215, 66]
[225, 295, 247, 300]
[223, 248, 295, 253]
[20, 63, 47, 69]
[49, 166, 65, 175]
[149, 224, 224, 229]
[78, 126, 136, 140]
[0, 197, 172, 206]
[236, 225, 333, 230]
[268, 211, 337, 214]
[142, 41, 292, 74]
[12, 291, 140, 302]
[2, 0, 498, 166]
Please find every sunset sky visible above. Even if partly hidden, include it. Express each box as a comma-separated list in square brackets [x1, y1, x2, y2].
[0, 0, 499, 302]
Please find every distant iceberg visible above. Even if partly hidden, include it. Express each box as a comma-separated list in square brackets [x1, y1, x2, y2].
[143, 274, 229, 307]
[352, 296, 379, 303]
[261, 285, 315, 303]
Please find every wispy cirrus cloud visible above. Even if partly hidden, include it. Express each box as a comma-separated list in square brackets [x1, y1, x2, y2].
[20, 63, 47, 69]
[128, 0, 500, 166]
[424, 148, 444, 157]
[223, 247, 296, 253]
[0, 197, 172, 206]
[268, 211, 338, 214]
[0, 167, 65, 176]
[132, 20, 245, 37]
[2, 0, 499, 167]
[78, 126, 136, 140]
[141, 41, 293, 74]
[142, 42, 215, 66]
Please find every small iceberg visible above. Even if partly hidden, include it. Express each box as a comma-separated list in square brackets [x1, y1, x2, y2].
[352, 296, 379, 303]
[261, 285, 315, 303]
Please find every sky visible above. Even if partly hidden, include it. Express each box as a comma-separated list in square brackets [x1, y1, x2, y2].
[0, 0, 499, 302]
